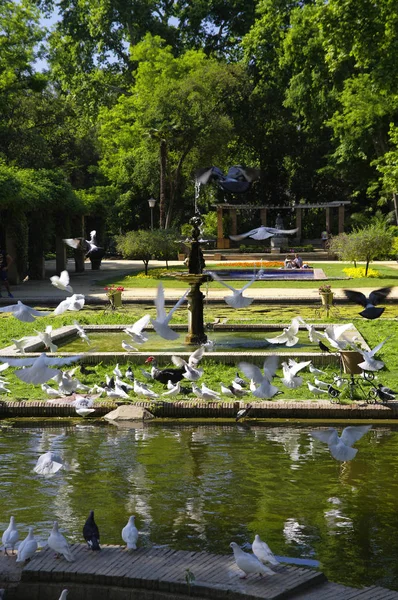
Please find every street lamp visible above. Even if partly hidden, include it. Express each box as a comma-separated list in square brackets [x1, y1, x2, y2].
[148, 197, 157, 230]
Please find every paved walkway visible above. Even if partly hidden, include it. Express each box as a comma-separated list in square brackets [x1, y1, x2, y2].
[2, 259, 398, 304]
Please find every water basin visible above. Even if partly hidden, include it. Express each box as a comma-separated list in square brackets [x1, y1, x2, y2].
[206, 268, 316, 280]
[0, 421, 397, 591]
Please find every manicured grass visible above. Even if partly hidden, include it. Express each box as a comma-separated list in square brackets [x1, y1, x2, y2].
[101, 262, 398, 290]
[1, 304, 397, 403]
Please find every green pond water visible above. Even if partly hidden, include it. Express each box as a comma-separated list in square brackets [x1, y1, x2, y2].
[59, 330, 319, 353]
[1, 421, 398, 591]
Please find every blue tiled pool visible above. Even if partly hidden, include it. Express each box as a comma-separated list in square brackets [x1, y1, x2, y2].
[206, 268, 315, 280]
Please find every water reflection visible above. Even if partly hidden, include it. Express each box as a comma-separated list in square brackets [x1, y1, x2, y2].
[1, 421, 398, 591]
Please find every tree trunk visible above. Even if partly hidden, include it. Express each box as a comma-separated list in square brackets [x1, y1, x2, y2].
[393, 192, 398, 226]
[365, 260, 369, 276]
[159, 139, 167, 229]
[144, 259, 149, 275]
[165, 145, 193, 228]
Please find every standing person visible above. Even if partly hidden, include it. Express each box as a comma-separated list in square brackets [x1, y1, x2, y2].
[0, 249, 14, 297]
[321, 229, 329, 250]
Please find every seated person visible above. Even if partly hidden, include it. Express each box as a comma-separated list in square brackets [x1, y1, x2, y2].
[284, 256, 293, 269]
[292, 253, 303, 268]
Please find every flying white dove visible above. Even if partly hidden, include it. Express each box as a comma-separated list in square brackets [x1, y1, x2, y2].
[296, 317, 325, 344]
[48, 521, 74, 561]
[0, 301, 51, 322]
[238, 356, 280, 399]
[122, 515, 138, 550]
[124, 314, 150, 344]
[16, 528, 38, 562]
[310, 425, 372, 461]
[281, 359, 308, 389]
[349, 338, 391, 372]
[63, 230, 100, 257]
[73, 321, 90, 344]
[171, 347, 204, 381]
[54, 294, 85, 316]
[35, 325, 58, 353]
[323, 324, 352, 350]
[0, 353, 83, 385]
[207, 271, 257, 308]
[151, 284, 189, 341]
[2, 516, 18, 555]
[265, 318, 301, 347]
[230, 542, 275, 578]
[252, 534, 279, 566]
[230, 226, 298, 241]
[50, 270, 73, 294]
[34, 452, 64, 475]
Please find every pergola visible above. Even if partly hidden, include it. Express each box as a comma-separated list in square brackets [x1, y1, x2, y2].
[215, 201, 351, 249]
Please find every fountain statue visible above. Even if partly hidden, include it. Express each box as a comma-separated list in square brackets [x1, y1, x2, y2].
[175, 215, 210, 345]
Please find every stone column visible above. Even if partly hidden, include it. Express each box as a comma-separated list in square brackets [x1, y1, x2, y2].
[325, 207, 331, 232]
[338, 205, 345, 233]
[73, 215, 86, 272]
[230, 208, 237, 236]
[217, 205, 224, 249]
[55, 237, 67, 274]
[5, 230, 20, 284]
[185, 280, 207, 345]
[295, 208, 302, 240]
[260, 208, 267, 226]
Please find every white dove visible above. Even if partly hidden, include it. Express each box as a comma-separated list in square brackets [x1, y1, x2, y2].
[309, 363, 327, 376]
[73, 321, 90, 344]
[0, 382, 10, 394]
[307, 382, 329, 396]
[0, 353, 83, 385]
[281, 359, 308, 389]
[314, 377, 329, 389]
[58, 592, 68, 600]
[35, 325, 58, 353]
[162, 381, 180, 396]
[207, 271, 257, 308]
[0, 363, 8, 374]
[151, 284, 189, 340]
[34, 452, 64, 475]
[2, 516, 18, 555]
[201, 382, 221, 400]
[113, 364, 123, 377]
[323, 324, 352, 350]
[238, 356, 280, 399]
[122, 516, 138, 550]
[16, 528, 38, 562]
[11, 337, 35, 354]
[349, 338, 391, 371]
[54, 294, 85, 316]
[47, 522, 74, 561]
[50, 270, 73, 294]
[122, 340, 138, 352]
[133, 380, 158, 398]
[229, 225, 298, 241]
[171, 347, 204, 381]
[252, 534, 279, 566]
[296, 317, 325, 344]
[221, 383, 234, 395]
[230, 542, 275, 578]
[310, 425, 372, 461]
[0, 301, 51, 322]
[124, 314, 150, 344]
[265, 318, 301, 347]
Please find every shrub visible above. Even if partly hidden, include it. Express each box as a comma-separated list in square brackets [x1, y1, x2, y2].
[343, 267, 380, 278]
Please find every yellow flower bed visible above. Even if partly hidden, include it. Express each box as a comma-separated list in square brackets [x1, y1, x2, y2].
[343, 267, 380, 278]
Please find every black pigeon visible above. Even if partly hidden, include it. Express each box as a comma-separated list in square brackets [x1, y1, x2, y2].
[125, 366, 134, 381]
[195, 165, 261, 194]
[343, 287, 392, 320]
[234, 371, 248, 388]
[318, 341, 331, 353]
[235, 404, 252, 422]
[378, 384, 398, 395]
[327, 385, 340, 398]
[80, 365, 95, 375]
[83, 510, 100, 551]
[375, 386, 396, 402]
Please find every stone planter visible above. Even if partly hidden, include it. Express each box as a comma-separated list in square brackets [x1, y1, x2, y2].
[320, 292, 333, 306]
[109, 291, 122, 309]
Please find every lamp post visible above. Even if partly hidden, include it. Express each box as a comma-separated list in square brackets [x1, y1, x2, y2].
[148, 197, 157, 230]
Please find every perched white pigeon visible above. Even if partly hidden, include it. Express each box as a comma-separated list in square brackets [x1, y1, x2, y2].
[252, 534, 279, 566]
[113, 364, 123, 377]
[122, 340, 138, 352]
[201, 382, 221, 400]
[309, 363, 327, 376]
[54, 294, 85, 316]
[230, 542, 275, 578]
[133, 380, 158, 398]
[47, 522, 74, 561]
[221, 383, 234, 395]
[50, 270, 73, 294]
[124, 314, 150, 344]
[171, 347, 204, 381]
[75, 407, 95, 417]
[151, 284, 189, 340]
[314, 377, 329, 389]
[0, 353, 83, 385]
[11, 338, 35, 354]
[122, 516, 138, 550]
[0, 382, 10, 394]
[265, 318, 301, 347]
[73, 321, 90, 344]
[229, 226, 298, 241]
[238, 357, 280, 399]
[349, 338, 391, 372]
[310, 425, 372, 461]
[207, 271, 256, 308]
[0, 301, 51, 322]
[2, 516, 18, 555]
[0, 363, 9, 373]
[34, 452, 64, 475]
[16, 527, 38, 562]
[35, 325, 58, 353]
[162, 381, 181, 396]
[307, 382, 328, 396]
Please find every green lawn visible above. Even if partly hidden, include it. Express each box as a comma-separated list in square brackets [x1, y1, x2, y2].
[101, 262, 398, 290]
